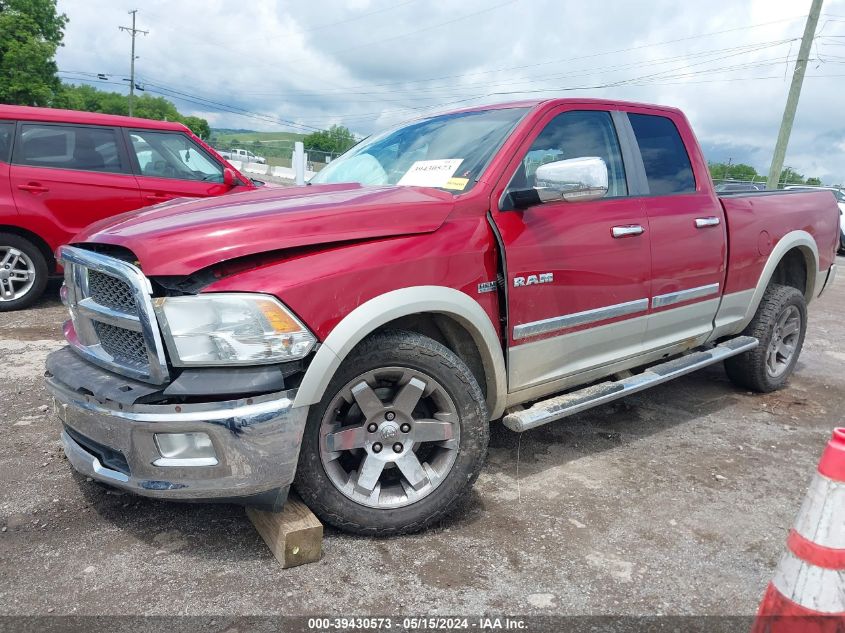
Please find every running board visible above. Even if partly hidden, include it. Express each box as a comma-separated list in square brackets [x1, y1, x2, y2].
[502, 336, 759, 432]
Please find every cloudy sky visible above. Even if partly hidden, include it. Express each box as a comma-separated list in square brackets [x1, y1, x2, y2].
[56, 0, 845, 183]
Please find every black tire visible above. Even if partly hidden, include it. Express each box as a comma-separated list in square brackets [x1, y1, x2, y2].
[724, 283, 807, 393]
[0, 233, 49, 312]
[293, 330, 489, 536]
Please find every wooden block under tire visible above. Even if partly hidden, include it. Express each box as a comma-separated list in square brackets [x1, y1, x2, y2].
[246, 493, 323, 568]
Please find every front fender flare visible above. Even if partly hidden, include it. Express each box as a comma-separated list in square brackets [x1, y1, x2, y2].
[292, 286, 507, 420]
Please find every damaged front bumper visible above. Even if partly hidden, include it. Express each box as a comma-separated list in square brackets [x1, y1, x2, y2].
[45, 347, 309, 510]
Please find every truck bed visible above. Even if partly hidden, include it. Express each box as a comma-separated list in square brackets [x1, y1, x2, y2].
[719, 189, 839, 297]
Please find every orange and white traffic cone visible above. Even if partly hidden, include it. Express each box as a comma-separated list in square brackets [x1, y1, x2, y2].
[752, 427, 845, 633]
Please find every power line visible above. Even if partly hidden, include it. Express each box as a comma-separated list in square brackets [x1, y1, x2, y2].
[236, 37, 799, 100]
[299, 0, 420, 32]
[224, 15, 811, 98]
[60, 12, 837, 132]
[58, 71, 325, 133]
[268, 41, 804, 123]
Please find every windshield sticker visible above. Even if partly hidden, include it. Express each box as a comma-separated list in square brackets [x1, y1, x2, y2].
[442, 177, 470, 191]
[397, 159, 464, 188]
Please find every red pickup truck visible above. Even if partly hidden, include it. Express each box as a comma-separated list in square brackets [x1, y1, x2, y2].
[45, 99, 838, 535]
[0, 105, 255, 310]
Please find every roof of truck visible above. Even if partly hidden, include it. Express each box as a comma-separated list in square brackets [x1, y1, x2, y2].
[426, 97, 684, 117]
[0, 104, 190, 131]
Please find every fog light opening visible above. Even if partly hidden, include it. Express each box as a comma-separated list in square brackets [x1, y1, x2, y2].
[153, 432, 218, 467]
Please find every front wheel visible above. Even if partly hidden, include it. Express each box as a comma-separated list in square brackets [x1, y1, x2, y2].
[724, 283, 807, 392]
[293, 330, 489, 536]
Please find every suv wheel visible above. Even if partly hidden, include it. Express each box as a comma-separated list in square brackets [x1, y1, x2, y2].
[724, 283, 807, 392]
[294, 330, 489, 535]
[0, 233, 48, 312]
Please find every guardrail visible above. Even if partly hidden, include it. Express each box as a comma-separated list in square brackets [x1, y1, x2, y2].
[229, 160, 316, 182]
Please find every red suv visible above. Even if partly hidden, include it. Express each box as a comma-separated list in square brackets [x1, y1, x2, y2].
[0, 105, 255, 310]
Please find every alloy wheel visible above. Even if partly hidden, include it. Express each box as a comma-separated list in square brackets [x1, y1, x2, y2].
[0, 247, 36, 302]
[319, 366, 461, 509]
[766, 305, 801, 378]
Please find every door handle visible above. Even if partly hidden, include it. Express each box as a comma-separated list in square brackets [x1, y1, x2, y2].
[695, 217, 721, 228]
[17, 183, 49, 194]
[144, 194, 172, 202]
[611, 225, 645, 238]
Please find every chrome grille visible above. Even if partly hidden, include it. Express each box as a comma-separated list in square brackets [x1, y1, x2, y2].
[59, 246, 169, 384]
[87, 270, 136, 313]
[93, 322, 147, 368]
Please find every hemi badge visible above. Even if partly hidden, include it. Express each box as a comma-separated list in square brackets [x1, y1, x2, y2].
[478, 281, 497, 294]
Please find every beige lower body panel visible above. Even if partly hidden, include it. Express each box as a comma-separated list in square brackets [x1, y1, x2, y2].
[507, 295, 746, 406]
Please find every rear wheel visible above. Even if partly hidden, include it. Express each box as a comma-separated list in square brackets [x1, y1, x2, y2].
[724, 283, 807, 392]
[0, 233, 48, 312]
[294, 330, 489, 535]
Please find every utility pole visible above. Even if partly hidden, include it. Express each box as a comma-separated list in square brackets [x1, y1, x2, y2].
[119, 10, 148, 117]
[766, 0, 823, 189]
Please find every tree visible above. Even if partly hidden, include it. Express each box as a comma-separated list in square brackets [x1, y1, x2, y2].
[708, 162, 760, 182]
[779, 166, 806, 185]
[0, 0, 67, 106]
[805, 177, 822, 186]
[181, 116, 210, 139]
[304, 125, 356, 154]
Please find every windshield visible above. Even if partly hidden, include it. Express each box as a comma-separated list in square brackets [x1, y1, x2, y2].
[311, 107, 529, 193]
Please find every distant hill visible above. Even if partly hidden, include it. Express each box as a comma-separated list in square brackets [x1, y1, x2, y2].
[211, 129, 307, 145]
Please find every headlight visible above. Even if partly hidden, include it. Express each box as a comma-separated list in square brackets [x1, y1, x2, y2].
[154, 293, 316, 366]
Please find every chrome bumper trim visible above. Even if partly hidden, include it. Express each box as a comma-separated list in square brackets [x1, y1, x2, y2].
[48, 373, 309, 501]
[61, 431, 130, 483]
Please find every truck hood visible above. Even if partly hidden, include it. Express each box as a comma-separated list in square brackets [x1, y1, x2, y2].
[73, 183, 455, 276]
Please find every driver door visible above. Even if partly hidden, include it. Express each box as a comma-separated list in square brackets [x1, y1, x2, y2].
[126, 129, 232, 205]
[491, 106, 652, 392]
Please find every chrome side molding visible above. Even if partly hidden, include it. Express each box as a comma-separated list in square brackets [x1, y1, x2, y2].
[512, 298, 649, 341]
[652, 283, 720, 309]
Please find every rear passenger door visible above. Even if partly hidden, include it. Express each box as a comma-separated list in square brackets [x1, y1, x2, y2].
[624, 110, 727, 349]
[126, 129, 232, 204]
[10, 123, 142, 250]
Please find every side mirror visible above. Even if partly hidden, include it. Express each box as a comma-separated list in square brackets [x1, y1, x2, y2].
[223, 167, 237, 187]
[534, 156, 608, 203]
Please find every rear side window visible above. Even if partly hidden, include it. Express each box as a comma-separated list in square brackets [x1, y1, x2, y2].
[16, 124, 127, 173]
[628, 113, 695, 195]
[0, 122, 14, 163]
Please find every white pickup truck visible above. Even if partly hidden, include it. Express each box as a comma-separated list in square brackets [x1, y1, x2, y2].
[218, 147, 266, 164]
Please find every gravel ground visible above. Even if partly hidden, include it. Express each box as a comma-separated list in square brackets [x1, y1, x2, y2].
[0, 263, 842, 617]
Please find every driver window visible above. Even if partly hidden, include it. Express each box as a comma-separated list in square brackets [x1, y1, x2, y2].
[129, 130, 223, 182]
[506, 110, 627, 198]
